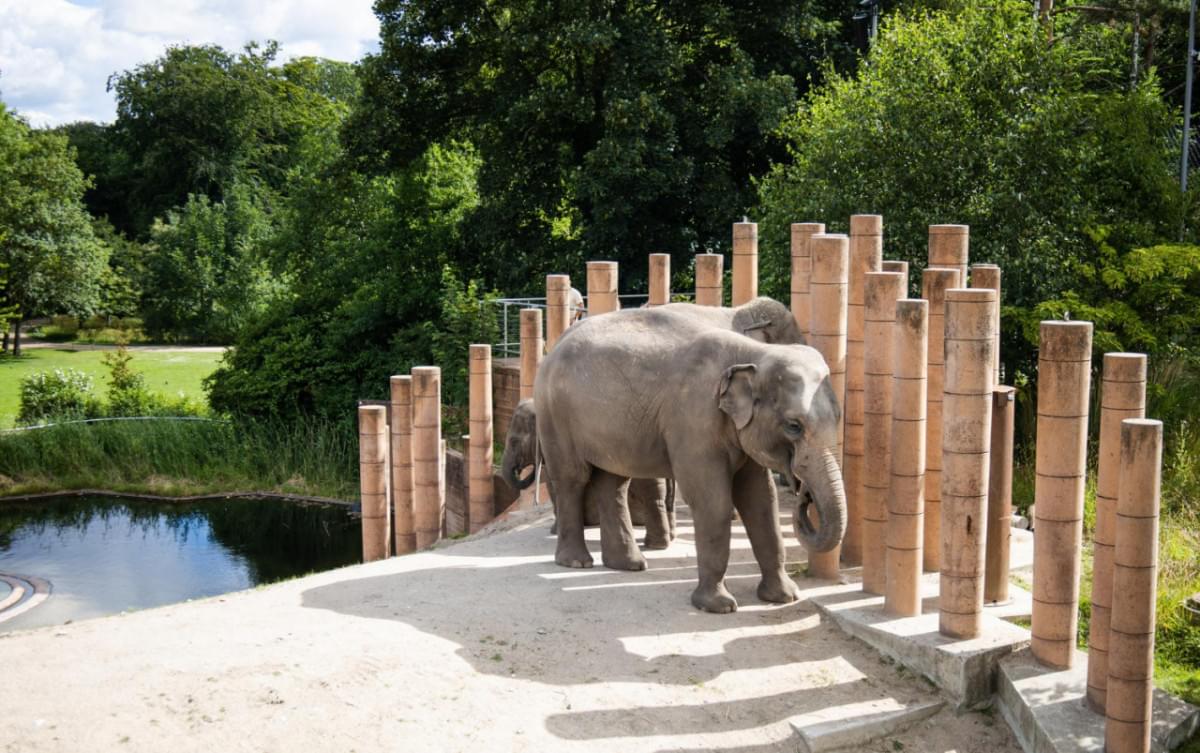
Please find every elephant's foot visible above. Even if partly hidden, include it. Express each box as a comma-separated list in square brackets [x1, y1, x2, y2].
[642, 533, 671, 550]
[692, 582, 738, 614]
[601, 542, 647, 571]
[555, 541, 594, 569]
[757, 572, 800, 604]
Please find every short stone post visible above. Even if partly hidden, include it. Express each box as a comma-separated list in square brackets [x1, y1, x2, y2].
[929, 225, 969, 283]
[886, 299, 928, 617]
[694, 253, 724, 307]
[985, 385, 1016, 603]
[881, 259, 909, 284]
[791, 222, 826, 335]
[921, 267, 962, 572]
[1105, 418, 1162, 753]
[732, 220, 758, 306]
[1031, 321, 1093, 669]
[862, 271, 905, 595]
[390, 375, 416, 554]
[412, 366, 444, 550]
[546, 274, 571, 351]
[468, 344, 495, 534]
[649, 254, 670, 306]
[939, 288, 996, 639]
[358, 404, 390, 562]
[807, 233, 849, 578]
[587, 261, 619, 316]
[1088, 353, 1148, 711]
[519, 308, 543, 401]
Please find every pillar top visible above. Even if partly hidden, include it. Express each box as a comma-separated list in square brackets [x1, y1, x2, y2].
[696, 252, 722, 260]
[1039, 321, 1093, 361]
[586, 260, 618, 269]
[468, 343, 492, 359]
[850, 214, 883, 235]
[922, 266, 961, 298]
[547, 274, 571, 289]
[929, 224, 969, 235]
[865, 272, 905, 319]
[811, 235, 849, 280]
[971, 262, 1000, 270]
[945, 287, 996, 303]
[791, 222, 826, 233]
[1103, 352, 1148, 382]
[358, 404, 386, 429]
[390, 374, 412, 386]
[649, 252, 670, 260]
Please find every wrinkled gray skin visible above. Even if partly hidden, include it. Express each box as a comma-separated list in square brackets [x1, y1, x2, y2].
[656, 297, 805, 347]
[535, 306, 845, 613]
[502, 399, 676, 548]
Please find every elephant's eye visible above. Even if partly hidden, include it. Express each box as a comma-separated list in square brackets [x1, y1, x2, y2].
[785, 420, 805, 437]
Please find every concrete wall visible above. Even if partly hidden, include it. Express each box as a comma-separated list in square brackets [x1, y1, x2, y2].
[444, 446, 521, 535]
[493, 357, 521, 441]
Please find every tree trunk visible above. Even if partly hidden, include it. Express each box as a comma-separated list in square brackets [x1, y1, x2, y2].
[12, 318, 21, 358]
[1, 323, 8, 353]
[1038, 0, 1053, 19]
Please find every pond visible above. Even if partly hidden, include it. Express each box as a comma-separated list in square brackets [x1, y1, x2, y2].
[0, 494, 361, 632]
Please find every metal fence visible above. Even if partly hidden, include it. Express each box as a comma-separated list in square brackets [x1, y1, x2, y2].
[485, 294, 656, 358]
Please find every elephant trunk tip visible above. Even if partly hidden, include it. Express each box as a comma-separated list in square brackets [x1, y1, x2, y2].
[791, 450, 847, 554]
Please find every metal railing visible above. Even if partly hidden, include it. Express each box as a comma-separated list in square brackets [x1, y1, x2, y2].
[485, 294, 656, 357]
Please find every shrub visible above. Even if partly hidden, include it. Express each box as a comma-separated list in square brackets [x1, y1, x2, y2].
[17, 368, 101, 424]
[102, 346, 152, 416]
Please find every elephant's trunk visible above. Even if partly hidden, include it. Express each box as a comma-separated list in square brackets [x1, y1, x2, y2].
[792, 447, 846, 554]
[503, 447, 536, 491]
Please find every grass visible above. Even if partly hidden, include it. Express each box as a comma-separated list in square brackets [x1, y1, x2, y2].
[0, 348, 223, 427]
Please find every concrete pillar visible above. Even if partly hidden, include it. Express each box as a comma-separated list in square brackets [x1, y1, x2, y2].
[970, 264, 1002, 384]
[791, 222, 826, 335]
[1031, 321, 1093, 669]
[695, 253, 724, 307]
[519, 308, 543, 401]
[929, 225, 969, 283]
[358, 404, 390, 562]
[1088, 354, 1148, 712]
[886, 299, 928, 617]
[807, 233, 848, 579]
[1105, 418, 1162, 753]
[939, 288, 997, 639]
[648, 254, 670, 306]
[861, 271, 905, 595]
[546, 274, 571, 351]
[587, 261, 619, 316]
[412, 366, 444, 550]
[882, 259, 909, 283]
[985, 385, 1016, 603]
[468, 344, 495, 534]
[732, 221, 758, 306]
[921, 267, 963, 572]
[843, 214, 883, 566]
[390, 376, 416, 555]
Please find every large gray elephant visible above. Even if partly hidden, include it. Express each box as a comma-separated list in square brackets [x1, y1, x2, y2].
[534, 306, 845, 613]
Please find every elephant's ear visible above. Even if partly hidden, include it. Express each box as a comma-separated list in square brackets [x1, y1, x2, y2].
[718, 364, 758, 429]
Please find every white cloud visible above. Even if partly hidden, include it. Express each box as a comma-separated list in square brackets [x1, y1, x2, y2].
[0, 0, 379, 126]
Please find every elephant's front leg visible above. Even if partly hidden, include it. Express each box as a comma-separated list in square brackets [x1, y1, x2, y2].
[591, 470, 646, 571]
[732, 462, 800, 604]
[550, 470, 593, 569]
[679, 472, 738, 613]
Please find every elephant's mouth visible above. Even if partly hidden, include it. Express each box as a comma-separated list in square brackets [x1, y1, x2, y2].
[785, 448, 802, 494]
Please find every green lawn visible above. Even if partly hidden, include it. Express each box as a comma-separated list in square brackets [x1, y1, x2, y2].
[0, 348, 224, 427]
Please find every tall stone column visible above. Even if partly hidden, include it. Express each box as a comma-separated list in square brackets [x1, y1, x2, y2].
[921, 267, 962, 572]
[390, 375, 415, 555]
[929, 225, 969, 283]
[519, 308, 543, 401]
[546, 274, 571, 351]
[807, 233, 849, 579]
[587, 261, 619, 316]
[468, 344, 495, 534]
[358, 404, 390, 562]
[985, 385, 1016, 603]
[861, 271, 905, 595]
[939, 288, 996, 639]
[1105, 418, 1162, 753]
[790, 222, 826, 335]
[970, 264, 1002, 384]
[649, 254, 670, 306]
[732, 221, 758, 306]
[695, 253, 724, 307]
[412, 366, 444, 550]
[1087, 353, 1148, 711]
[1031, 321, 1093, 669]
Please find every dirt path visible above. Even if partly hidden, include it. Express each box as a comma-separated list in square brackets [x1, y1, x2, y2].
[17, 340, 225, 353]
[0, 509, 1021, 753]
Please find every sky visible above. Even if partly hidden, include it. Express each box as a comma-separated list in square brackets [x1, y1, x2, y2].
[0, 0, 380, 127]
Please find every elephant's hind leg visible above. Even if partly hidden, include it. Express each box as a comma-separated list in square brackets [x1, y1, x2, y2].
[549, 467, 593, 569]
[592, 471, 646, 571]
[732, 463, 800, 604]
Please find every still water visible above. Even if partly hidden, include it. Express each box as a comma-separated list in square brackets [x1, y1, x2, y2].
[0, 495, 361, 631]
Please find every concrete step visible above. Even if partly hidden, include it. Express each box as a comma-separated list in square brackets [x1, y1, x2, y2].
[790, 698, 946, 752]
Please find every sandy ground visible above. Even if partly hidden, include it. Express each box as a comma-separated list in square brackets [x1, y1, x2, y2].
[0, 506, 1022, 753]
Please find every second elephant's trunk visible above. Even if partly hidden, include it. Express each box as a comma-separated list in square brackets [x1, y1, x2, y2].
[792, 447, 846, 554]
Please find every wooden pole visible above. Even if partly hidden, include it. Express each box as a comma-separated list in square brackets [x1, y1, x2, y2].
[1105, 418, 1162, 753]
[921, 267, 962, 572]
[970, 264, 1002, 384]
[358, 404, 390, 562]
[390, 376, 415, 555]
[649, 254, 670, 306]
[586, 261, 619, 316]
[985, 385, 1016, 603]
[412, 366, 444, 550]
[519, 308, 543, 401]
[791, 222, 826, 336]
[468, 344, 495, 534]
[929, 224, 969, 284]
[695, 254, 724, 307]
[546, 274, 571, 351]
[807, 233, 849, 579]
[1031, 321, 1093, 669]
[862, 271, 905, 595]
[732, 220, 758, 306]
[1087, 353, 1148, 711]
[886, 299, 928, 617]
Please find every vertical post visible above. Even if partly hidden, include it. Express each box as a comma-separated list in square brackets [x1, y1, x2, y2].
[862, 271, 905, 595]
[519, 308, 543, 401]
[695, 254, 724, 307]
[1105, 419, 1163, 753]
[732, 220, 758, 306]
[791, 222, 826, 335]
[928, 225, 969, 284]
[649, 254, 671, 306]
[546, 275, 571, 351]
[881, 259, 909, 281]
[468, 344, 495, 534]
[886, 299, 928, 617]
[587, 261, 619, 316]
[390, 376, 416, 555]
[358, 404, 390, 562]
[921, 267, 962, 572]
[412, 366, 444, 550]
[807, 233, 849, 579]
[970, 264, 1002, 384]
[843, 214, 883, 565]
[985, 385, 1016, 603]
[939, 288, 996, 639]
[1087, 354, 1148, 711]
[1031, 321, 1093, 669]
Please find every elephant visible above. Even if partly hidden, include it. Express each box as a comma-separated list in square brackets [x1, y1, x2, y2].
[534, 305, 845, 613]
[655, 296, 805, 347]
